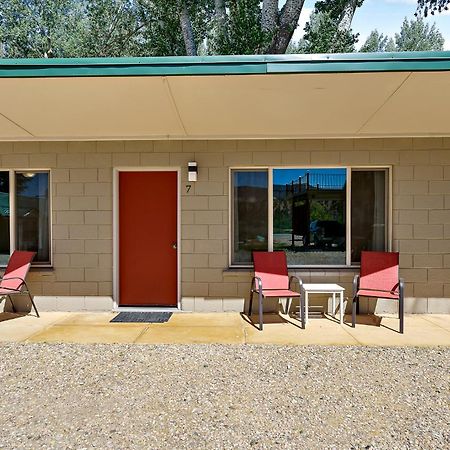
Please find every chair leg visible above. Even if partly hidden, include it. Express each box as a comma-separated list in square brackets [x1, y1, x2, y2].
[248, 290, 253, 317]
[7, 295, 16, 313]
[28, 292, 40, 318]
[352, 297, 357, 328]
[285, 297, 292, 315]
[258, 290, 263, 331]
[399, 295, 404, 334]
[300, 294, 305, 329]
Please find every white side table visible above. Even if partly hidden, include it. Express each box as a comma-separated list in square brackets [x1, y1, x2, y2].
[300, 283, 345, 328]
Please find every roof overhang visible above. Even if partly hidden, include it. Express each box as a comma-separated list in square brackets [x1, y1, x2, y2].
[0, 52, 449, 141]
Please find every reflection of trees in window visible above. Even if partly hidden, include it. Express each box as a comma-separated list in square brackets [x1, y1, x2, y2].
[274, 169, 346, 257]
[232, 167, 388, 267]
[351, 170, 387, 263]
[15, 173, 50, 264]
[0, 172, 10, 264]
[232, 171, 268, 264]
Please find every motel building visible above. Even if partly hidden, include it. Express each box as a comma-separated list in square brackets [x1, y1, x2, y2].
[0, 52, 449, 316]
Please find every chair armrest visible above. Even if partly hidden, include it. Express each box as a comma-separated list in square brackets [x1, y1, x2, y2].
[289, 276, 302, 292]
[352, 274, 360, 299]
[1, 276, 26, 283]
[0, 276, 26, 292]
[399, 278, 405, 295]
[251, 276, 262, 293]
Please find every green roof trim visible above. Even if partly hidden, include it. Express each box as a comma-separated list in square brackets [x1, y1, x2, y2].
[0, 51, 449, 78]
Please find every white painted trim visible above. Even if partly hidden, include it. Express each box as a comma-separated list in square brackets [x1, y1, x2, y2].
[113, 167, 181, 311]
[267, 168, 274, 252]
[9, 170, 15, 255]
[228, 167, 232, 268]
[346, 167, 351, 266]
[388, 165, 393, 252]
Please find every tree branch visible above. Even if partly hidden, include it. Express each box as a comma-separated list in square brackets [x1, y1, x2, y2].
[336, 0, 359, 33]
[268, 0, 305, 54]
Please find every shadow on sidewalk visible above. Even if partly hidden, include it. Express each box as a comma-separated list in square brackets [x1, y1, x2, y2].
[0, 312, 27, 323]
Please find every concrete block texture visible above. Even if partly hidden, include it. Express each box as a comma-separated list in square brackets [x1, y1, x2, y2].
[1, 137, 446, 313]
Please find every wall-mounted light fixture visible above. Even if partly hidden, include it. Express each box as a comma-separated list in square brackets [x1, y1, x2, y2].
[188, 161, 198, 182]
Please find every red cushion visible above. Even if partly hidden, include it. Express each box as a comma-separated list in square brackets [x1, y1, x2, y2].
[253, 251, 289, 290]
[0, 251, 35, 292]
[360, 251, 399, 293]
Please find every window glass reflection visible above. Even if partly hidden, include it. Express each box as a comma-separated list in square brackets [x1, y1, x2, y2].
[351, 170, 387, 263]
[232, 170, 268, 264]
[0, 172, 10, 266]
[273, 169, 346, 265]
[16, 172, 50, 264]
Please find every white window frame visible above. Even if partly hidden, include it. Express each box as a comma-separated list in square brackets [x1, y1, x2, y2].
[229, 165, 391, 269]
[0, 169, 52, 267]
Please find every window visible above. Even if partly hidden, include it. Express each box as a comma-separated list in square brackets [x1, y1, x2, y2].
[351, 169, 388, 264]
[232, 170, 268, 264]
[0, 171, 50, 266]
[230, 167, 389, 267]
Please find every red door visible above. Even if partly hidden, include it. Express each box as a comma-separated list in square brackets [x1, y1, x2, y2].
[119, 171, 177, 306]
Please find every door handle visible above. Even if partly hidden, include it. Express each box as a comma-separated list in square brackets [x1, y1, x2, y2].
[172, 243, 177, 250]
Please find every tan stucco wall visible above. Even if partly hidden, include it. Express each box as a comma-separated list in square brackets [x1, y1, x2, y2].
[1, 137, 449, 313]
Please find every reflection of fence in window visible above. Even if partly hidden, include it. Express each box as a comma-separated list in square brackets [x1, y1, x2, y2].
[288, 173, 346, 195]
[274, 172, 346, 252]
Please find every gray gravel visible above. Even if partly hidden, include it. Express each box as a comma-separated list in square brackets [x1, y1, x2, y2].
[0, 343, 448, 450]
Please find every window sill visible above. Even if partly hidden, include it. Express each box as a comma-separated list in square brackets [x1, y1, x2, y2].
[30, 266, 54, 271]
[0, 266, 53, 271]
[224, 265, 361, 273]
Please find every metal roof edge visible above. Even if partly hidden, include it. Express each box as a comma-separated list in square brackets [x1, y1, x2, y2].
[0, 51, 449, 77]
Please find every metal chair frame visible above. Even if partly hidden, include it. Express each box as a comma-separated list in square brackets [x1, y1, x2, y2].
[352, 274, 404, 334]
[249, 275, 303, 331]
[0, 276, 39, 318]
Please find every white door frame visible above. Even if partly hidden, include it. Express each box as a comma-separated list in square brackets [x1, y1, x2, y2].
[112, 167, 181, 310]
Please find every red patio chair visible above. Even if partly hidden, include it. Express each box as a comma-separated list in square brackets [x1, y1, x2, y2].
[249, 251, 302, 331]
[0, 251, 39, 317]
[352, 251, 404, 333]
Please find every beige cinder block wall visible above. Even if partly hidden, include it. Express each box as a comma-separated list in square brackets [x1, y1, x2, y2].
[0, 137, 449, 313]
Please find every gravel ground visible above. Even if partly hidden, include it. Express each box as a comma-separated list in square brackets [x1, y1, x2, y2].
[0, 344, 448, 450]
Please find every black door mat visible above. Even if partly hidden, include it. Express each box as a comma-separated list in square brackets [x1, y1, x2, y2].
[111, 312, 173, 323]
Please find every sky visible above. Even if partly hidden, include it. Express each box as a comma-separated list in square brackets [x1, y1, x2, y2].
[291, 0, 450, 50]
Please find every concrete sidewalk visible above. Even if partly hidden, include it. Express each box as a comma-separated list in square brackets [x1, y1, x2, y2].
[1, 311, 449, 347]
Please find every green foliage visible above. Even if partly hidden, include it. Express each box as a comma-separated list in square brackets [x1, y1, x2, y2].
[6, 0, 439, 58]
[416, 0, 450, 17]
[135, 0, 187, 57]
[359, 30, 389, 53]
[207, 0, 270, 55]
[80, 0, 142, 57]
[395, 17, 444, 51]
[361, 17, 444, 53]
[0, 0, 213, 58]
[299, 10, 358, 54]
[385, 38, 397, 53]
[226, 0, 269, 54]
[298, 1, 364, 54]
[0, 0, 86, 58]
[314, 0, 364, 18]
